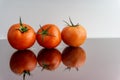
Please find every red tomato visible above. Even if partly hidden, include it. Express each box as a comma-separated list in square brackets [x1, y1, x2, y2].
[7, 17, 36, 50]
[36, 24, 61, 49]
[9, 50, 37, 80]
[62, 46, 86, 71]
[61, 18, 87, 47]
[37, 48, 61, 71]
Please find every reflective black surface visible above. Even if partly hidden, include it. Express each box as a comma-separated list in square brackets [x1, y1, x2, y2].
[0, 38, 120, 80]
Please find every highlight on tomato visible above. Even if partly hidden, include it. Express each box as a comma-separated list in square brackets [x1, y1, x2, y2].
[62, 46, 86, 71]
[36, 24, 61, 49]
[37, 48, 61, 71]
[7, 17, 36, 50]
[9, 49, 37, 80]
[61, 17, 87, 47]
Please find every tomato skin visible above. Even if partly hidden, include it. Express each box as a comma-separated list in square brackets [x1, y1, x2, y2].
[7, 23, 36, 50]
[36, 24, 61, 49]
[37, 48, 61, 71]
[61, 25, 87, 47]
[62, 46, 86, 69]
[9, 50, 37, 75]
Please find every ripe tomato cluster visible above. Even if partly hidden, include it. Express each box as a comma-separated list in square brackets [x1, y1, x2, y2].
[7, 17, 87, 50]
[9, 46, 86, 80]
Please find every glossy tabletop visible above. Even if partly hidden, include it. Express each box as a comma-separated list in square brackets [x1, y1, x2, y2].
[0, 38, 120, 80]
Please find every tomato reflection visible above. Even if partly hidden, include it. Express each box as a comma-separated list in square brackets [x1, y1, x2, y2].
[37, 48, 61, 71]
[9, 49, 37, 80]
[62, 46, 86, 71]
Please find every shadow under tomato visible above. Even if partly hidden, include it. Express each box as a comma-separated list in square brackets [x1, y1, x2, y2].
[37, 48, 62, 71]
[9, 49, 37, 80]
[62, 46, 86, 71]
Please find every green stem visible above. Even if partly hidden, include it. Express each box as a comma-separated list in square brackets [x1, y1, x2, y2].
[64, 17, 79, 27]
[20, 17, 23, 26]
[64, 67, 71, 71]
[69, 17, 74, 26]
[23, 70, 30, 80]
[17, 17, 29, 33]
[76, 67, 79, 71]
[63, 20, 71, 26]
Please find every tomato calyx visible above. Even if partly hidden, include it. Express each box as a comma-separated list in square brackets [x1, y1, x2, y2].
[64, 17, 79, 27]
[64, 67, 79, 71]
[17, 17, 29, 33]
[41, 63, 49, 71]
[23, 70, 30, 80]
[38, 25, 54, 41]
[40, 25, 50, 35]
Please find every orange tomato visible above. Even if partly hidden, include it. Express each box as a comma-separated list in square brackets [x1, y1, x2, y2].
[9, 50, 37, 80]
[62, 46, 86, 71]
[37, 48, 61, 71]
[36, 24, 61, 49]
[7, 17, 36, 50]
[61, 18, 87, 47]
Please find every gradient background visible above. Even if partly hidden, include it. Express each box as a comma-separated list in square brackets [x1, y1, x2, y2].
[0, 0, 120, 39]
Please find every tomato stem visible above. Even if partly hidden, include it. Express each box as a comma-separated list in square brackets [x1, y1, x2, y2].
[69, 17, 74, 26]
[23, 70, 30, 80]
[63, 20, 71, 26]
[17, 17, 29, 33]
[41, 64, 49, 71]
[39, 25, 44, 31]
[76, 67, 79, 71]
[20, 17, 23, 26]
[64, 17, 79, 27]
[64, 67, 71, 71]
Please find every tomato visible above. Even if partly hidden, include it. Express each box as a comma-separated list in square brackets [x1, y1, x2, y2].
[61, 18, 87, 47]
[36, 24, 61, 49]
[62, 46, 86, 71]
[7, 17, 36, 50]
[9, 50, 37, 80]
[37, 48, 61, 71]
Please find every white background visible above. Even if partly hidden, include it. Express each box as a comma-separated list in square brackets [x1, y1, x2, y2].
[0, 0, 120, 39]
